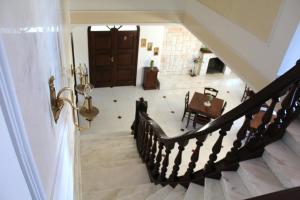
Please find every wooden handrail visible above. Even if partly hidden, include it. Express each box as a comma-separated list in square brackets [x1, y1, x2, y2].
[142, 60, 300, 144]
[132, 59, 300, 186]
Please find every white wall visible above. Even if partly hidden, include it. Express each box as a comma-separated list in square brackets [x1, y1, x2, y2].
[184, 0, 300, 84]
[72, 25, 165, 86]
[278, 21, 300, 75]
[72, 26, 89, 71]
[137, 25, 165, 85]
[159, 24, 202, 75]
[0, 0, 74, 199]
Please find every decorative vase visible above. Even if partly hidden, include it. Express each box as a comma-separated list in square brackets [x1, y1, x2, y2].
[150, 60, 154, 70]
[204, 101, 211, 107]
[204, 94, 213, 107]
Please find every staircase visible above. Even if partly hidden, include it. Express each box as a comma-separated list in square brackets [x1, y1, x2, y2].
[79, 60, 300, 200]
[80, 115, 300, 200]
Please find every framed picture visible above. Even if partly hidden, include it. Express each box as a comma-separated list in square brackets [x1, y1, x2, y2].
[154, 47, 159, 56]
[141, 38, 147, 47]
[147, 42, 153, 51]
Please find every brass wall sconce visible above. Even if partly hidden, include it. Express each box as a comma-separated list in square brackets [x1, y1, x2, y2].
[49, 76, 99, 129]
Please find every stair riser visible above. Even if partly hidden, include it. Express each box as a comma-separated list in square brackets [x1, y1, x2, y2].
[220, 172, 251, 200]
[262, 150, 300, 188]
[237, 160, 284, 196]
[283, 132, 300, 157]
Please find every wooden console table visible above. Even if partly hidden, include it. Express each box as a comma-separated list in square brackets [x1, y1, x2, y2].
[143, 67, 159, 90]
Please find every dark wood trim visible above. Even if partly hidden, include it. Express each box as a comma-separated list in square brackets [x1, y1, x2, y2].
[70, 32, 78, 103]
[134, 25, 140, 86]
[87, 26, 93, 86]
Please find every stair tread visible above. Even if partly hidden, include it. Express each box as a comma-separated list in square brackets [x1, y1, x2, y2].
[164, 185, 186, 200]
[82, 164, 150, 192]
[81, 137, 135, 149]
[146, 185, 173, 200]
[82, 183, 155, 200]
[183, 183, 204, 200]
[81, 144, 138, 157]
[238, 158, 285, 196]
[80, 131, 132, 141]
[82, 157, 142, 169]
[81, 145, 137, 158]
[263, 141, 300, 188]
[221, 171, 251, 200]
[117, 184, 160, 200]
[284, 120, 300, 157]
[81, 146, 140, 167]
[204, 178, 225, 200]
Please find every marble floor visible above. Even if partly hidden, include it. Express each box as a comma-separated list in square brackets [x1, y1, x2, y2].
[79, 73, 246, 173]
[80, 73, 245, 137]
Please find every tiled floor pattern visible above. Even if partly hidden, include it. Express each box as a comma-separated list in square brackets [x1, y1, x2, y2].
[79, 73, 246, 174]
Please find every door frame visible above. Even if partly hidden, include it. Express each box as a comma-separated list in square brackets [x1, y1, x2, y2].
[0, 37, 46, 199]
[87, 25, 140, 87]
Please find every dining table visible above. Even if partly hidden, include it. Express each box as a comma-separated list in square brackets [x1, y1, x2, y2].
[188, 92, 224, 119]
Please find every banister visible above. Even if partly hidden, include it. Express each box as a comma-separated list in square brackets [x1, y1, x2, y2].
[137, 60, 300, 144]
[132, 59, 300, 189]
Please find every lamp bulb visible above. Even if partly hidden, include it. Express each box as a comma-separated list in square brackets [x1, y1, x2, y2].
[83, 84, 92, 97]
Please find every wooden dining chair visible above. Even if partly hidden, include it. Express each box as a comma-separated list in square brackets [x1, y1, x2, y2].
[204, 87, 218, 97]
[241, 86, 255, 102]
[193, 114, 211, 128]
[181, 91, 195, 127]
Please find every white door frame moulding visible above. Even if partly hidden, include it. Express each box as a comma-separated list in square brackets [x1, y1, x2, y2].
[0, 37, 46, 200]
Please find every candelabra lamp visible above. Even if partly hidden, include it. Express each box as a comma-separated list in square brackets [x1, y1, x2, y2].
[49, 76, 99, 129]
[79, 84, 99, 121]
[75, 64, 94, 95]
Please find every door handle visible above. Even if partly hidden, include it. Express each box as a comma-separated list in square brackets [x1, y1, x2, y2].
[111, 56, 114, 63]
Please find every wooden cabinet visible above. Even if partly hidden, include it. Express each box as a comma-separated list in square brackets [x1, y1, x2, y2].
[143, 67, 159, 90]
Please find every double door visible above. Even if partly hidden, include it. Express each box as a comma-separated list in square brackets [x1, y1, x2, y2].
[88, 26, 139, 87]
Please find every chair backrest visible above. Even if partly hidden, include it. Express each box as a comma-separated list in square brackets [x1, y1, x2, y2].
[185, 91, 190, 109]
[204, 87, 218, 97]
[221, 101, 227, 114]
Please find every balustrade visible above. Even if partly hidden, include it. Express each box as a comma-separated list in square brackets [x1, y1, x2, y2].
[131, 60, 300, 186]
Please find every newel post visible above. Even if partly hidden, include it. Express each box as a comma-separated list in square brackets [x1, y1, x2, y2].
[131, 97, 148, 139]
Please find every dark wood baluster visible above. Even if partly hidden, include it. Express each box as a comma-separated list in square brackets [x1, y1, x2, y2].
[159, 143, 175, 182]
[144, 125, 153, 162]
[138, 119, 146, 154]
[204, 123, 233, 174]
[169, 141, 187, 182]
[136, 117, 144, 154]
[141, 123, 150, 161]
[265, 83, 300, 137]
[132, 98, 148, 139]
[255, 97, 279, 138]
[225, 111, 256, 164]
[148, 135, 158, 169]
[184, 135, 207, 179]
[285, 82, 300, 120]
[152, 142, 164, 178]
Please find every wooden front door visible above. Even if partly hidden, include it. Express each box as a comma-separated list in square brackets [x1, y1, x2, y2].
[88, 26, 139, 87]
